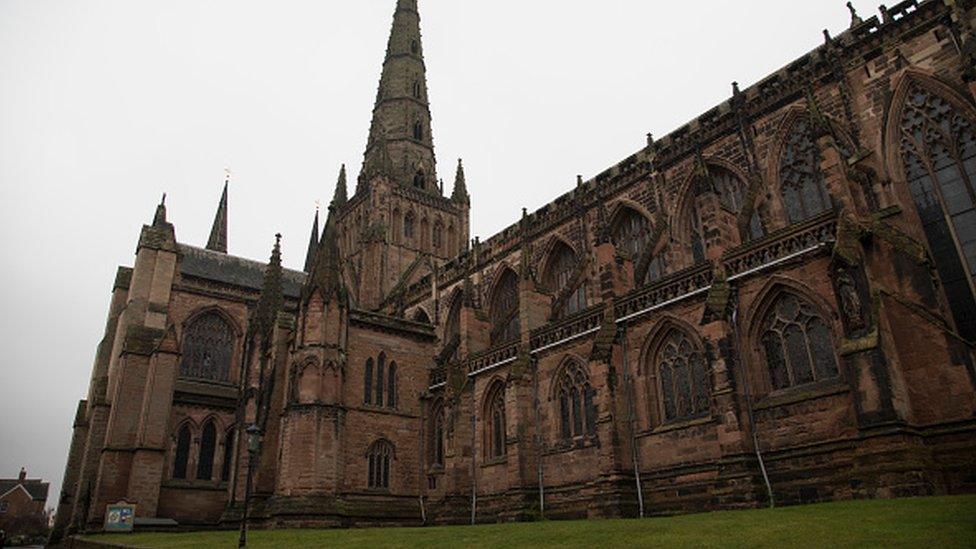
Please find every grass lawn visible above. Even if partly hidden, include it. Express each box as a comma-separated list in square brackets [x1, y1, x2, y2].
[84, 495, 976, 548]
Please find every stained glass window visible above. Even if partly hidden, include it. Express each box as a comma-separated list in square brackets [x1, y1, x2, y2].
[899, 83, 976, 341]
[760, 293, 839, 391]
[485, 382, 506, 459]
[367, 440, 394, 489]
[544, 242, 587, 317]
[430, 402, 445, 467]
[779, 117, 834, 223]
[172, 424, 191, 480]
[196, 420, 216, 481]
[656, 331, 710, 422]
[555, 361, 597, 439]
[491, 269, 520, 345]
[179, 312, 234, 382]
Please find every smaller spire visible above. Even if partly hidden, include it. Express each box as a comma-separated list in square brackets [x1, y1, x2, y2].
[304, 205, 344, 304]
[253, 233, 284, 343]
[304, 206, 320, 273]
[332, 165, 348, 208]
[451, 158, 470, 204]
[206, 178, 229, 253]
[153, 193, 168, 227]
[847, 2, 863, 27]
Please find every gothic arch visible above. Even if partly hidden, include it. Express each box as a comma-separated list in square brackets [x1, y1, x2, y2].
[292, 355, 322, 404]
[882, 69, 976, 180]
[764, 105, 856, 226]
[549, 355, 597, 440]
[182, 305, 242, 337]
[547, 353, 591, 400]
[607, 198, 655, 233]
[538, 234, 581, 280]
[672, 158, 757, 249]
[640, 318, 711, 425]
[482, 377, 507, 459]
[742, 276, 842, 394]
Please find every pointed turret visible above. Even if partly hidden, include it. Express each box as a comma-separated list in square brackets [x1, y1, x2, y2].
[303, 208, 320, 273]
[153, 193, 168, 227]
[304, 206, 344, 304]
[360, 0, 438, 193]
[451, 158, 470, 204]
[332, 165, 348, 208]
[253, 233, 284, 343]
[206, 181, 228, 253]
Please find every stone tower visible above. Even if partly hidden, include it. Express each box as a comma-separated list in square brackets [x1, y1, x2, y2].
[337, 0, 470, 312]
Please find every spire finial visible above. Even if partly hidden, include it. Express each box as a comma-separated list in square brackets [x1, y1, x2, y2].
[253, 233, 284, 342]
[206, 175, 229, 253]
[451, 158, 469, 204]
[153, 193, 168, 227]
[847, 2, 863, 27]
[332, 164, 348, 208]
[304, 207, 321, 273]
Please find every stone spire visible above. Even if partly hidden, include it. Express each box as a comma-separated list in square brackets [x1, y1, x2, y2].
[332, 164, 348, 208]
[153, 193, 168, 227]
[451, 158, 470, 204]
[253, 233, 284, 342]
[360, 0, 438, 193]
[303, 208, 320, 273]
[206, 181, 229, 253]
[304, 206, 344, 304]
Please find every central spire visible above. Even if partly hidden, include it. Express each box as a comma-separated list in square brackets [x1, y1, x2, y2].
[360, 0, 438, 194]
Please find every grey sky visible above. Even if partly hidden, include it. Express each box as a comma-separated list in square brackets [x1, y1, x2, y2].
[0, 0, 877, 507]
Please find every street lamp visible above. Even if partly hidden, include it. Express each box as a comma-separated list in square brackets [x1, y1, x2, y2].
[238, 423, 262, 548]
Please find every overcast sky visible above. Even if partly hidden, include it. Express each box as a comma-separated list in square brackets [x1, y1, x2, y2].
[0, 0, 879, 507]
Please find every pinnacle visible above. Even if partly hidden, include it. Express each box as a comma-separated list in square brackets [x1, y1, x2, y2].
[206, 181, 229, 253]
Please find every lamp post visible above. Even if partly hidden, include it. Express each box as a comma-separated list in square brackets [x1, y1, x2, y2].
[238, 423, 262, 548]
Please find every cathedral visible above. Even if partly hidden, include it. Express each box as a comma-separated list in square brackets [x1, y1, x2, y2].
[51, 0, 976, 538]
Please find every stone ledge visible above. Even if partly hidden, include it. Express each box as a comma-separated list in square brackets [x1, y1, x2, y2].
[754, 380, 849, 411]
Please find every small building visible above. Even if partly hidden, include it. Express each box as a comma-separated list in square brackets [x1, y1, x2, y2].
[0, 468, 50, 538]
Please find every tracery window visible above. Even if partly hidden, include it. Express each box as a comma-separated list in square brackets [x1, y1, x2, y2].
[655, 330, 710, 422]
[172, 423, 191, 480]
[220, 428, 235, 482]
[555, 361, 597, 440]
[404, 212, 415, 240]
[711, 167, 765, 241]
[760, 293, 839, 391]
[899, 83, 976, 341]
[779, 117, 835, 224]
[543, 242, 587, 317]
[611, 207, 651, 261]
[484, 382, 506, 459]
[490, 269, 520, 345]
[429, 401, 445, 467]
[647, 254, 668, 283]
[179, 312, 234, 382]
[196, 420, 216, 481]
[367, 439, 394, 489]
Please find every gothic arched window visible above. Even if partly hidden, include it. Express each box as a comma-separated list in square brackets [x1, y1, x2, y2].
[713, 168, 765, 241]
[364, 358, 374, 405]
[367, 439, 394, 489]
[220, 428, 235, 482]
[172, 423, 191, 480]
[429, 401, 445, 468]
[404, 212, 415, 240]
[484, 381, 506, 459]
[544, 242, 587, 317]
[899, 82, 976, 341]
[197, 420, 217, 481]
[611, 207, 651, 261]
[760, 293, 839, 391]
[387, 361, 397, 409]
[655, 331, 710, 422]
[555, 361, 597, 440]
[779, 116, 834, 224]
[375, 352, 386, 406]
[490, 269, 520, 345]
[179, 312, 234, 382]
[433, 222, 443, 252]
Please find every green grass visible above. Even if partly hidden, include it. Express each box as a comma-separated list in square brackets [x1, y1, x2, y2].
[84, 495, 976, 548]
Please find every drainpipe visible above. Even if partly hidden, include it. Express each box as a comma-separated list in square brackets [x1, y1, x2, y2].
[470, 383, 478, 525]
[731, 301, 775, 508]
[621, 324, 645, 518]
[533, 357, 545, 518]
